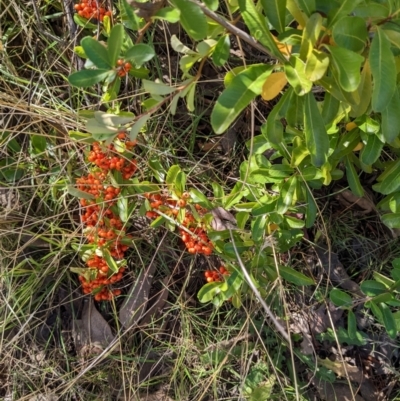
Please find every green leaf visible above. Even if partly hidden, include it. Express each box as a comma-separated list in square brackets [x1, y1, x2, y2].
[327, 0, 362, 27]
[304, 92, 329, 167]
[347, 310, 357, 339]
[166, 165, 180, 187]
[344, 155, 364, 197]
[31, 135, 46, 153]
[94, 111, 135, 126]
[68, 69, 112, 87]
[211, 64, 273, 134]
[330, 288, 353, 308]
[276, 175, 297, 214]
[370, 27, 397, 112]
[103, 249, 119, 274]
[296, 0, 314, 18]
[379, 302, 397, 339]
[360, 134, 384, 165]
[121, 0, 140, 30]
[374, 159, 400, 195]
[285, 56, 313, 96]
[175, 171, 186, 196]
[382, 88, 400, 143]
[212, 35, 230, 67]
[173, 0, 207, 40]
[252, 215, 267, 243]
[260, 0, 287, 33]
[299, 13, 323, 62]
[130, 114, 150, 141]
[190, 188, 213, 209]
[305, 49, 329, 82]
[332, 16, 367, 53]
[321, 92, 340, 125]
[143, 79, 175, 95]
[86, 118, 118, 136]
[117, 196, 129, 222]
[287, 90, 305, 126]
[81, 37, 111, 69]
[305, 185, 317, 228]
[68, 131, 96, 144]
[381, 213, 400, 228]
[238, 0, 287, 63]
[350, 60, 372, 118]
[212, 182, 225, 202]
[360, 280, 387, 296]
[108, 24, 124, 66]
[198, 282, 223, 303]
[154, 6, 181, 22]
[203, 0, 218, 10]
[125, 44, 155, 67]
[67, 186, 95, 200]
[279, 265, 314, 286]
[327, 46, 364, 92]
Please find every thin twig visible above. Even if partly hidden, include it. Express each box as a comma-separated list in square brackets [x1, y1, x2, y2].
[228, 229, 290, 343]
[190, 0, 276, 59]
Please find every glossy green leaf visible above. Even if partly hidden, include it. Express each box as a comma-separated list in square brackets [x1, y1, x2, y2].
[212, 35, 230, 67]
[328, 0, 362, 27]
[296, 0, 315, 17]
[304, 92, 329, 167]
[370, 27, 397, 112]
[276, 175, 297, 214]
[261, 0, 287, 33]
[174, 0, 207, 40]
[252, 215, 267, 243]
[238, 0, 287, 63]
[350, 60, 372, 118]
[379, 302, 397, 339]
[81, 37, 111, 69]
[360, 280, 387, 296]
[121, 0, 140, 30]
[129, 114, 150, 141]
[305, 49, 329, 82]
[264, 88, 292, 147]
[299, 13, 323, 62]
[212, 182, 225, 202]
[103, 249, 119, 274]
[279, 265, 314, 286]
[321, 92, 340, 125]
[381, 213, 400, 228]
[330, 288, 353, 308]
[332, 16, 367, 53]
[285, 56, 312, 96]
[211, 64, 273, 134]
[143, 79, 175, 95]
[305, 184, 317, 228]
[382, 88, 400, 143]
[287, 91, 304, 126]
[327, 46, 364, 92]
[344, 155, 364, 197]
[360, 134, 384, 165]
[67, 186, 95, 200]
[190, 188, 213, 209]
[347, 310, 357, 339]
[108, 24, 124, 66]
[68, 69, 112, 87]
[154, 7, 181, 22]
[374, 159, 400, 195]
[125, 44, 155, 67]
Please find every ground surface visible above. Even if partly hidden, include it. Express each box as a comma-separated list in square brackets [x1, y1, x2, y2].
[1, 1, 400, 401]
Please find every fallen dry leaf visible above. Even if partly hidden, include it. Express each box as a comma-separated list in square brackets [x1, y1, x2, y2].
[119, 263, 156, 329]
[82, 298, 114, 347]
[211, 207, 236, 231]
[312, 380, 365, 401]
[314, 245, 364, 297]
[336, 189, 375, 214]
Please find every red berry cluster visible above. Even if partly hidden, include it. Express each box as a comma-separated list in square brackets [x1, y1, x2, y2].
[117, 59, 132, 77]
[87, 133, 137, 180]
[204, 266, 230, 283]
[76, 133, 137, 301]
[144, 192, 214, 255]
[74, 0, 111, 21]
